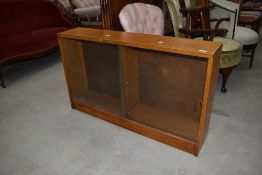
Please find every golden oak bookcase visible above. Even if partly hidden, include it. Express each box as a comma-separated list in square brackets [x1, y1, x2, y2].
[58, 28, 222, 156]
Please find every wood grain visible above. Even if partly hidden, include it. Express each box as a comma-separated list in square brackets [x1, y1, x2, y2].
[58, 28, 222, 156]
[195, 45, 221, 156]
[58, 38, 88, 107]
[74, 102, 196, 154]
[58, 28, 222, 58]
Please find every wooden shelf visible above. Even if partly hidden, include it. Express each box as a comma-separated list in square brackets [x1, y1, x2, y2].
[58, 28, 222, 156]
[127, 103, 199, 141]
[74, 91, 122, 117]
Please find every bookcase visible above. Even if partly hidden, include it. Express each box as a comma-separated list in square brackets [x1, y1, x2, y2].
[58, 28, 222, 156]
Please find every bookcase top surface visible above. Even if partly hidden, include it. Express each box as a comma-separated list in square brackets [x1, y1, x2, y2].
[58, 28, 222, 58]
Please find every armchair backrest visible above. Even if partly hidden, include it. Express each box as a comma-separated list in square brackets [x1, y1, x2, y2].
[70, 0, 100, 8]
[227, 0, 243, 4]
[119, 3, 164, 35]
[52, 0, 71, 10]
[179, 5, 228, 40]
[230, 0, 242, 2]
[164, 0, 198, 37]
[164, 0, 184, 36]
[179, 0, 196, 8]
[209, 0, 240, 38]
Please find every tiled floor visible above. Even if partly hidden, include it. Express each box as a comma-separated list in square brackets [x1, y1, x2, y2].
[0, 33, 261, 175]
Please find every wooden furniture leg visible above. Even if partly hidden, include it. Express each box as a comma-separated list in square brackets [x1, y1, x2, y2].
[242, 43, 258, 68]
[220, 67, 233, 93]
[249, 43, 257, 68]
[0, 66, 6, 88]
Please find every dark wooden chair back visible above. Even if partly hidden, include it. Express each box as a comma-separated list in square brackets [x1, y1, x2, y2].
[227, 0, 243, 13]
[179, 5, 229, 41]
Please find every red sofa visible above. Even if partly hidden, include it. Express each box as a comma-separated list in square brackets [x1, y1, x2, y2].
[0, 0, 73, 87]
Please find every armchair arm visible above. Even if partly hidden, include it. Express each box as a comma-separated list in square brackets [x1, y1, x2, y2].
[208, 28, 228, 40]
[179, 28, 228, 41]
[179, 5, 215, 14]
[210, 17, 230, 28]
[209, 0, 240, 39]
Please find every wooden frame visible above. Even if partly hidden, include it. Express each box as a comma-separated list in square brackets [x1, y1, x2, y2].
[58, 28, 222, 156]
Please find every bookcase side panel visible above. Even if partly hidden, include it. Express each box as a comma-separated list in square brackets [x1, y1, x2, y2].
[195, 47, 222, 155]
[58, 38, 88, 103]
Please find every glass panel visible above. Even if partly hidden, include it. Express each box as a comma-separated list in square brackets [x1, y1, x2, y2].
[122, 47, 207, 141]
[72, 41, 123, 117]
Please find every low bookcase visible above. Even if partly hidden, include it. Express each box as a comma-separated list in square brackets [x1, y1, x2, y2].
[58, 28, 222, 156]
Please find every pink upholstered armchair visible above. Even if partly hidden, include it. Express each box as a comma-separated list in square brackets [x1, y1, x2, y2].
[119, 3, 164, 35]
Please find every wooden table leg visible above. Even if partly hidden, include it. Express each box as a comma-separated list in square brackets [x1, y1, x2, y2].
[0, 66, 6, 88]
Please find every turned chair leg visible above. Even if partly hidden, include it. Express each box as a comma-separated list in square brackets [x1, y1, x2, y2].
[0, 66, 6, 88]
[220, 67, 233, 93]
[249, 43, 257, 69]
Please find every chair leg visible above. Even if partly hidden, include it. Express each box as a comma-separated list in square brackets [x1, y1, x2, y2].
[0, 66, 6, 88]
[253, 18, 261, 34]
[249, 43, 257, 69]
[220, 67, 233, 93]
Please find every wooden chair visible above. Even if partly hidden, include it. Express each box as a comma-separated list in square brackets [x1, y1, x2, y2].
[230, 0, 262, 33]
[165, 0, 242, 92]
[210, 0, 259, 68]
[179, 5, 229, 40]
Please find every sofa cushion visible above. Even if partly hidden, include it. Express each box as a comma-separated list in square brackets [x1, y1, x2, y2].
[0, 27, 68, 64]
